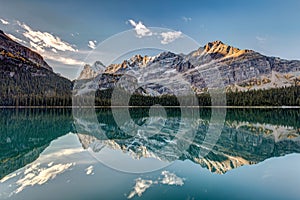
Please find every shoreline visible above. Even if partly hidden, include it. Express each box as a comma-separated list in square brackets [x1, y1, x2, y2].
[1, 106, 300, 109]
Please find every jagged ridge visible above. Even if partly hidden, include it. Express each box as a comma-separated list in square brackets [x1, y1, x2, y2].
[0, 30, 52, 71]
[76, 40, 300, 96]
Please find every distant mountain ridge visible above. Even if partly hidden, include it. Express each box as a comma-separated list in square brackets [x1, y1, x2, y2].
[1, 28, 299, 106]
[77, 40, 300, 95]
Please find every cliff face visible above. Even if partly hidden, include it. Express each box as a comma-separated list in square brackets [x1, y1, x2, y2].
[182, 40, 300, 92]
[76, 40, 300, 95]
[0, 30, 72, 106]
[203, 40, 253, 58]
[78, 61, 106, 80]
[0, 30, 52, 71]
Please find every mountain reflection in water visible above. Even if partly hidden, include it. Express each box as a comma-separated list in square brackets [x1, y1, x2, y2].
[1, 108, 299, 178]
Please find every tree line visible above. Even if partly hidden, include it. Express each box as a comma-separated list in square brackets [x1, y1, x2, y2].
[93, 85, 300, 107]
[1, 84, 300, 107]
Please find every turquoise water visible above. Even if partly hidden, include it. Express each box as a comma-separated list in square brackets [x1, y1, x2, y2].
[0, 108, 300, 200]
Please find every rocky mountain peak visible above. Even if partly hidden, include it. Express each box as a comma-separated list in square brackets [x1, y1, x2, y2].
[78, 61, 106, 80]
[130, 54, 143, 62]
[76, 38, 300, 92]
[83, 64, 91, 70]
[128, 54, 151, 66]
[149, 51, 180, 65]
[77, 64, 96, 80]
[204, 40, 252, 58]
[104, 54, 154, 74]
[93, 60, 105, 68]
[156, 51, 177, 59]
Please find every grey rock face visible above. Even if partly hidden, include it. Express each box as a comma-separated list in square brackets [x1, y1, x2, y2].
[77, 40, 300, 95]
[76, 109, 300, 174]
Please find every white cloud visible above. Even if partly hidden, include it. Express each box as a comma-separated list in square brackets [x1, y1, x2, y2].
[127, 171, 184, 199]
[9, 21, 84, 67]
[88, 40, 97, 49]
[160, 171, 184, 186]
[160, 31, 182, 44]
[127, 19, 182, 45]
[6, 33, 27, 44]
[182, 16, 192, 22]
[51, 48, 57, 53]
[45, 54, 85, 66]
[39, 147, 84, 160]
[127, 178, 153, 199]
[29, 41, 45, 53]
[128, 19, 152, 38]
[15, 162, 75, 194]
[18, 22, 77, 52]
[128, 19, 137, 26]
[0, 147, 83, 185]
[85, 165, 94, 175]
[0, 172, 18, 183]
[0, 18, 9, 25]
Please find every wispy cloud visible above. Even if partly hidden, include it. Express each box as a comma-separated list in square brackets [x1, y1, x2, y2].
[45, 54, 85, 66]
[29, 41, 45, 52]
[127, 178, 154, 199]
[51, 48, 57, 53]
[6, 33, 27, 44]
[88, 40, 97, 49]
[182, 16, 192, 22]
[18, 22, 77, 52]
[85, 165, 94, 175]
[160, 171, 184, 186]
[127, 19, 182, 45]
[127, 171, 184, 199]
[0, 18, 9, 25]
[160, 31, 182, 44]
[15, 162, 75, 194]
[128, 19, 153, 38]
[6, 21, 85, 66]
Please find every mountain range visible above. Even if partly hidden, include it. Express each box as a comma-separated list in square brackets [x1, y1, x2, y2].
[0, 29, 300, 106]
[78, 40, 300, 96]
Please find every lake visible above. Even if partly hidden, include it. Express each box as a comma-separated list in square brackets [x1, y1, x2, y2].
[0, 108, 300, 200]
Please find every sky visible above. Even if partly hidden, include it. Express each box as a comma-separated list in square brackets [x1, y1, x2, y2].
[0, 0, 300, 80]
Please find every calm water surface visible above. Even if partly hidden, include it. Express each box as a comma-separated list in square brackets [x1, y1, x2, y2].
[0, 108, 300, 200]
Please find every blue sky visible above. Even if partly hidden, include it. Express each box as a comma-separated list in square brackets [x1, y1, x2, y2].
[1, 0, 300, 79]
